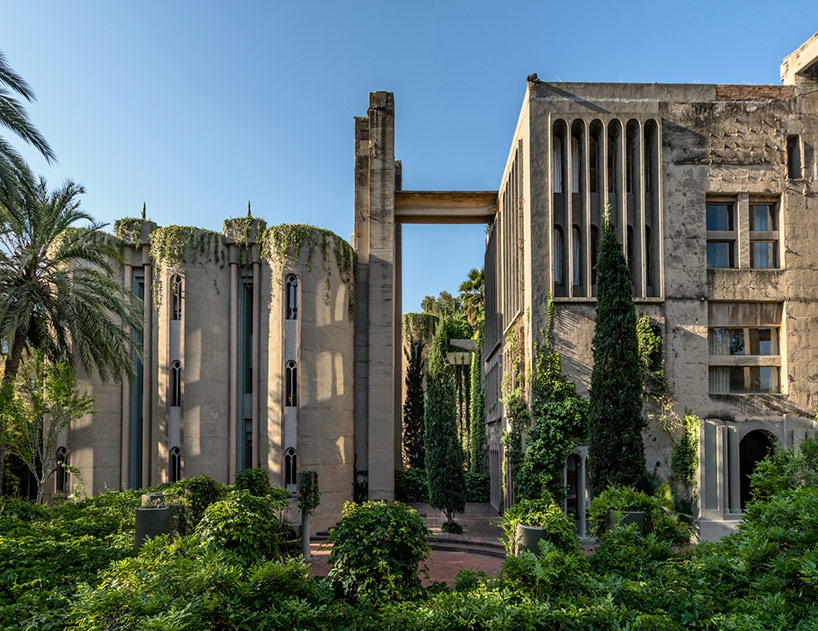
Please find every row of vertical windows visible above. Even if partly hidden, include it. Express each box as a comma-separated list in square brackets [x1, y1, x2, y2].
[284, 273, 299, 491]
[551, 117, 661, 299]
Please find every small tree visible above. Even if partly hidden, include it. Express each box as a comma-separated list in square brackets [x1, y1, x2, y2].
[402, 340, 425, 469]
[424, 319, 466, 532]
[2, 353, 94, 503]
[588, 216, 649, 493]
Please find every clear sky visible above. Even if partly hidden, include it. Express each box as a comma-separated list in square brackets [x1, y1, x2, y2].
[1, 2, 816, 312]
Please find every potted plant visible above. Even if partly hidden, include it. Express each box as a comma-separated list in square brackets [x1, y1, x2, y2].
[500, 497, 577, 555]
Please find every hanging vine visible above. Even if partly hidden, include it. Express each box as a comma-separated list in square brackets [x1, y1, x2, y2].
[148, 225, 225, 307]
[113, 217, 146, 244]
[260, 224, 355, 319]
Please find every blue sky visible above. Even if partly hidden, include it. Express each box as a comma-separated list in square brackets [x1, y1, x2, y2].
[1, 2, 817, 312]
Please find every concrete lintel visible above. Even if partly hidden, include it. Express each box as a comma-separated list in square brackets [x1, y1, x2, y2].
[450, 338, 477, 351]
[395, 190, 497, 224]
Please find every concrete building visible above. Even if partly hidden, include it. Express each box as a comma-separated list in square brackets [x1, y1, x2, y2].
[58, 32, 818, 538]
[67, 218, 355, 534]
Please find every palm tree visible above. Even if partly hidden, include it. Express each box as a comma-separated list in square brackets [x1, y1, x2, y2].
[0, 177, 142, 492]
[0, 51, 55, 194]
[458, 267, 484, 327]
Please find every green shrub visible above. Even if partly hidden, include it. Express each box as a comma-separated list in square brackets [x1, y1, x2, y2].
[195, 490, 290, 564]
[178, 474, 225, 525]
[590, 523, 675, 576]
[395, 468, 429, 503]
[235, 467, 272, 497]
[750, 435, 818, 502]
[327, 501, 430, 603]
[589, 486, 691, 545]
[499, 496, 577, 554]
[464, 471, 490, 503]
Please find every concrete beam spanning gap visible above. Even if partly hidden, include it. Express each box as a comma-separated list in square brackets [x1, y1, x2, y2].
[395, 190, 497, 224]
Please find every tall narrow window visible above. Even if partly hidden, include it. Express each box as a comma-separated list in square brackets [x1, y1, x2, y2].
[55, 446, 68, 494]
[589, 135, 598, 193]
[284, 447, 297, 490]
[749, 202, 779, 269]
[129, 269, 145, 489]
[572, 225, 582, 287]
[706, 202, 736, 268]
[571, 135, 581, 193]
[590, 225, 600, 287]
[787, 135, 802, 179]
[171, 360, 182, 407]
[286, 275, 298, 320]
[169, 447, 181, 482]
[553, 227, 565, 287]
[285, 360, 298, 407]
[552, 137, 563, 193]
[171, 275, 183, 320]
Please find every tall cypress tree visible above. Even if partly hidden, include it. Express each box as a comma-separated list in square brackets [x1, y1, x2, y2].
[402, 340, 425, 469]
[588, 216, 649, 492]
[424, 319, 466, 532]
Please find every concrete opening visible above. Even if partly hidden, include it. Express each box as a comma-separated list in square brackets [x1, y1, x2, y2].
[739, 429, 775, 509]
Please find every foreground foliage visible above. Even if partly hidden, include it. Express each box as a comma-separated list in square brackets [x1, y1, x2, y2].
[3, 440, 818, 628]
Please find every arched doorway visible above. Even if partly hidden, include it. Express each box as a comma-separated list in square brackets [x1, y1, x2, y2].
[739, 430, 774, 509]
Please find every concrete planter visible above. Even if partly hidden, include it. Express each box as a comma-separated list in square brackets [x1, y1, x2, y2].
[515, 523, 547, 555]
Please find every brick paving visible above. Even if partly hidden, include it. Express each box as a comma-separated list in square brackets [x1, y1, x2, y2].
[309, 502, 506, 586]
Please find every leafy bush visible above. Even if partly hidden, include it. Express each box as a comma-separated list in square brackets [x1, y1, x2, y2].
[235, 467, 272, 497]
[464, 471, 490, 503]
[589, 486, 691, 545]
[178, 474, 226, 525]
[590, 523, 675, 576]
[499, 496, 576, 554]
[395, 468, 429, 503]
[327, 501, 430, 603]
[750, 435, 818, 502]
[195, 490, 291, 564]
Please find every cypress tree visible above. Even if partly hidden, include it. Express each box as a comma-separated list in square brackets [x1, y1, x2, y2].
[588, 216, 649, 492]
[424, 318, 466, 532]
[469, 316, 486, 473]
[402, 340, 425, 469]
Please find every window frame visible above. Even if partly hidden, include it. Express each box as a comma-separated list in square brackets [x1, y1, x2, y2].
[706, 201, 737, 269]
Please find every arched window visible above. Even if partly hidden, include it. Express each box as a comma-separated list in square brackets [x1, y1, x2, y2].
[286, 275, 298, 320]
[55, 446, 68, 494]
[171, 275, 183, 321]
[552, 137, 563, 193]
[553, 227, 565, 287]
[169, 446, 181, 482]
[284, 447, 297, 489]
[285, 360, 297, 407]
[171, 360, 182, 407]
[572, 225, 582, 287]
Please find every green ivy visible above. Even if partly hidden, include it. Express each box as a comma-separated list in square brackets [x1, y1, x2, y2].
[113, 217, 146, 244]
[148, 225, 225, 307]
[261, 224, 355, 317]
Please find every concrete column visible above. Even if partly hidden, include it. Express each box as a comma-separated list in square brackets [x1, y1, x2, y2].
[252, 256, 260, 469]
[727, 426, 740, 513]
[354, 92, 397, 501]
[121, 263, 132, 489]
[229, 246, 239, 483]
[141, 258, 153, 489]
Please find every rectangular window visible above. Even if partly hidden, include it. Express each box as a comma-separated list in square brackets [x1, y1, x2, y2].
[706, 203, 736, 269]
[749, 203, 779, 269]
[708, 303, 782, 394]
